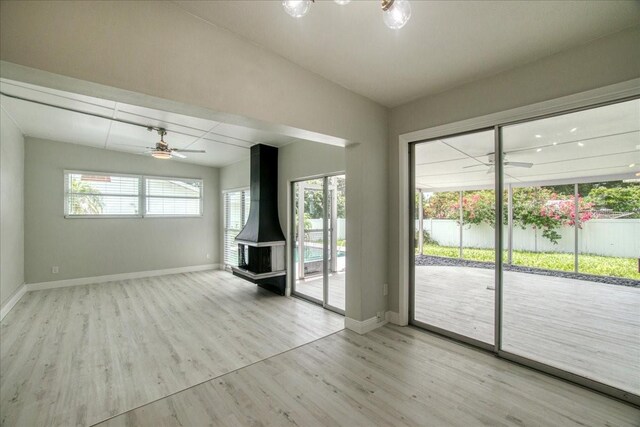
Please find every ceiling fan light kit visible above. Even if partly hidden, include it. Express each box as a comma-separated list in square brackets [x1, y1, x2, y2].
[282, 0, 411, 29]
[146, 128, 206, 160]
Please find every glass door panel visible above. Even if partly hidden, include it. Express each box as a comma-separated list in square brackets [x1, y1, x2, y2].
[412, 129, 496, 345]
[292, 174, 346, 314]
[292, 178, 325, 303]
[327, 175, 346, 311]
[501, 99, 640, 395]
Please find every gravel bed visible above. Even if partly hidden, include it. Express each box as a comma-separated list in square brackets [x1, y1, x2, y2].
[415, 255, 640, 288]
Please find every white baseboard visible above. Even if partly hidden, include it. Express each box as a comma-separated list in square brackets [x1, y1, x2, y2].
[27, 264, 221, 291]
[0, 283, 27, 321]
[345, 315, 387, 335]
[385, 311, 403, 325]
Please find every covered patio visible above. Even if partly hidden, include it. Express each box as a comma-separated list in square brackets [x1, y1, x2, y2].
[414, 265, 640, 395]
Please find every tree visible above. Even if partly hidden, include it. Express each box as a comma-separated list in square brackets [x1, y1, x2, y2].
[586, 185, 640, 215]
[70, 180, 103, 214]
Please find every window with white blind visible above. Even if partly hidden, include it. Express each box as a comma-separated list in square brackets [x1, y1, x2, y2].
[145, 177, 203, 216]
[65, 171, 141, 217]
[224, 189, 250, 267]
[64, 171, 203, 218]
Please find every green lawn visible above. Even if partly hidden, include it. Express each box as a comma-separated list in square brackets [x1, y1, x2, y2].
[419, 244, 640, 280]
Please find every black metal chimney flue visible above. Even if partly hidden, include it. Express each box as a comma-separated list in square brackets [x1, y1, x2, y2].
[235, 144, 285, 244]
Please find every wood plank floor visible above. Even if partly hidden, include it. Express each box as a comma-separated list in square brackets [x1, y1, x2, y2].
[97, 324, 640, 427]
[414, 266, 640, 395]
[0, 270, 344, 426]
[294, 272, 346, 310]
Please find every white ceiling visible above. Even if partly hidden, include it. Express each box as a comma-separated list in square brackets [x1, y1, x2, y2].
[415, 98, 640, 191]
[0, 79, 308, 167]
[175, 1, 640, 107]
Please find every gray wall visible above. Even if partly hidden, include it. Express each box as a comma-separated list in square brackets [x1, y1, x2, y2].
[24, 138, 220, 283]
[0, 108, 25, 305]
[387, 27, 640, 314]
[0, 0, 389, 322]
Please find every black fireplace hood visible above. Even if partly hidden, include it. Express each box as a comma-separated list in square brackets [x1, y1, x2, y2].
[235, 144, 286, 245]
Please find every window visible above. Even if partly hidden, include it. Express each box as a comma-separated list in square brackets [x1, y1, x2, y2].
[64, 170, 203, 218]
[65, 172, 141, 217]
[145, 177, 202, 216]
[224, 189, 250, 267]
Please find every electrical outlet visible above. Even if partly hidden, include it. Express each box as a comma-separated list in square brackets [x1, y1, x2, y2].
[376, 311, 384, 322]
[383, 283, 388, 296]
[52, 266, 59, 274]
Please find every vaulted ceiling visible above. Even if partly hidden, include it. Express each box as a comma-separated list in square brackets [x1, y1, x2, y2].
[175, 1, 640, 107]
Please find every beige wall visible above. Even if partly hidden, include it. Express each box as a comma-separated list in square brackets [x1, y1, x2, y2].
[24, 138, 220, 283]
[0, 108, 25, 305]
[0, 0, 389, 322]
[387, 27, 640, 314]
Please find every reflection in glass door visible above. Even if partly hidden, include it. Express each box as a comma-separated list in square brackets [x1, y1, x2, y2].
[292, 174, 346, 314]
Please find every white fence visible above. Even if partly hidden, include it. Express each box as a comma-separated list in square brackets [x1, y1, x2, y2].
[419, 219, 640, 258]
[308, 218, 346, 240]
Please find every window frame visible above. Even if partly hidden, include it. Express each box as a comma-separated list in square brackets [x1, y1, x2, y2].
[143, 174, 204, 218]
[63, 170, 204, 219]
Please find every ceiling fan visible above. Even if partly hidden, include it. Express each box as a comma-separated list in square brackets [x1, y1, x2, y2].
[144, 128, 206, 160]
[464, 153, 533, 173]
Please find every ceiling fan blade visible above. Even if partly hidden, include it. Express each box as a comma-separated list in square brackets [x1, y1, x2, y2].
[172, 149, 206, 153]
[504, 161, 533, 168]
[171, 152, 187, 159]
[463, 163, 489, 169]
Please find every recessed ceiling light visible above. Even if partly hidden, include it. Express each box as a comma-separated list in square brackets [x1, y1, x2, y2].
[577, 142, 584, 147]
[570, 128, 578, 133]
[535, 134, 542, 138]
[536, 148, 543, 152]
[630, 163, 636, 168]
[552, 142, 558, 146]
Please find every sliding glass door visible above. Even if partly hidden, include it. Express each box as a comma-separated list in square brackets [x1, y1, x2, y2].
[410, 97, 639, 405]
[292, 174, 346, 314]
[412, 130, 496, 347]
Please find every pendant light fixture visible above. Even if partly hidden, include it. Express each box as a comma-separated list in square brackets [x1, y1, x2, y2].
[282, 0, 411, 29]
[282, 0, 313, 18]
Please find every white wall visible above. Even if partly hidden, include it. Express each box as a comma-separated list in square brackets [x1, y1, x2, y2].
[0, 108, 25, 306]
[24, 138, 220, 283]
[0, 0, 389, 322]
[388, 26, 640, 314]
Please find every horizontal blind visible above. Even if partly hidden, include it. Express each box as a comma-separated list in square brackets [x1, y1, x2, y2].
[145, 177, 202, 216]
[65, 172, 140, 216]
[224, 189, 250, 267]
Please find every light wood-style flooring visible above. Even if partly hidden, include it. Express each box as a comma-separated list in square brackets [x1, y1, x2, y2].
[0, 270, 344, 426]
[97, 324, 640, 426]
[414, 266, 640, 395]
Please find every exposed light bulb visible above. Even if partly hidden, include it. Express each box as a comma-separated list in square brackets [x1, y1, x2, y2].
[535, 134, 542, 138]
[552, 142, 558, 146]
[630, 163, 636, 168]
[536, 148, 543, 152]
[577, 142, 584, 147]
[334, 0, 351, 4]
[570, 127, 577, 133]
[282, 0, 312, 18]
[383, 0, 411, 29]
